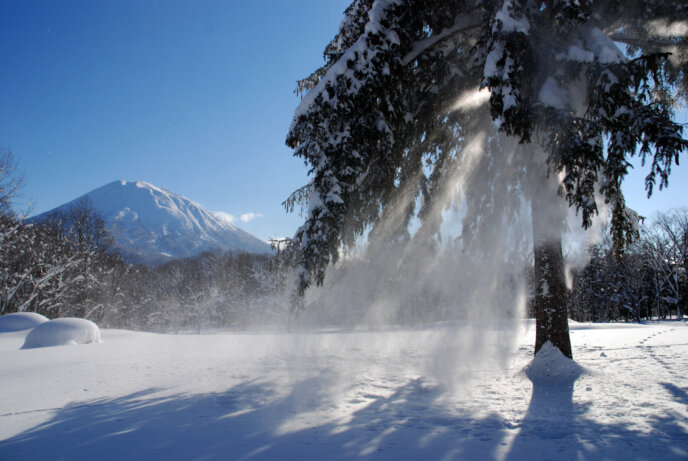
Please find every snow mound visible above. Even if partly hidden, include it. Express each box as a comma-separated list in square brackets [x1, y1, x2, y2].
[0, 312, 49, 332]
[21, 318, 101, 349]
[524, 341, 584, 384]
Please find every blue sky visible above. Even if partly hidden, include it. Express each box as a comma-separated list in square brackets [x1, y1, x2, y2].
[0, 0, 350, 241]
[0, 0, 686, 242]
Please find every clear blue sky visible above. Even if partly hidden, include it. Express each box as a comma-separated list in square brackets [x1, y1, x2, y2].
[0, 0, 686, 242]
[0, 0, 350, 241]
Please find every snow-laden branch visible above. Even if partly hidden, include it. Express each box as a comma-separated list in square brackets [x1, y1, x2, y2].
[401, 13, 483, 66]
[290, 0, 403, 132]
[609, 32, 686, 49]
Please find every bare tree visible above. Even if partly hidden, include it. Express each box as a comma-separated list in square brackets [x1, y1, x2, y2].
[0, 146, 23, 217]
[642, 209, 688, 319]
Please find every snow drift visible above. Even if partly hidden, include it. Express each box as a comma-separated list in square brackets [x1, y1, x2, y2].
[0, 312, 49, 332]
[21, 318, 101, 349]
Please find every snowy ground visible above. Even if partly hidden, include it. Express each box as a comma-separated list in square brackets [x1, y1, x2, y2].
[1, 319, 686, 460]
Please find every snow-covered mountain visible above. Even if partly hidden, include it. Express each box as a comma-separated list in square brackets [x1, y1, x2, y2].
[32, 180, 273, 265]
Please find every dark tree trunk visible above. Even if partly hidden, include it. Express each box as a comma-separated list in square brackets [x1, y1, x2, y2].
[530, 196, 572, 359]
[532, 237, 572, 358]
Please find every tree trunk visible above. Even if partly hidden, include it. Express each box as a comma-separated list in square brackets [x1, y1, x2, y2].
[529, 171, 572, 359]
[531, 234, 572, 359]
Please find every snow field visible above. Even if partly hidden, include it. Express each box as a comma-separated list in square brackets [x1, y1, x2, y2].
[0, 320, 686, 460]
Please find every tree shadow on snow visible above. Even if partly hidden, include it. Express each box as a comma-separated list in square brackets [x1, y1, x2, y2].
[0, 375, 506, 461]
[661, 382, 688, 407]
[2, 372, 688, 460]
[505, 369, 688, 460]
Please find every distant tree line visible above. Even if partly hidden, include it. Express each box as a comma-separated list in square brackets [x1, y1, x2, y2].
[569, 209, 688, 323]
[0, 200, 290, 331]
[2, 201, 686, 329]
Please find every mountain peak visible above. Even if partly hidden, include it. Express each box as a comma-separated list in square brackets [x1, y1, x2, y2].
[34, 180, 272, 265]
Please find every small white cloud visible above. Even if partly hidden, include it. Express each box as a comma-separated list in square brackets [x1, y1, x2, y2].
[214, 211, 235, 224]
[240, 212, 263, 223]
[215, 211, 263, 225]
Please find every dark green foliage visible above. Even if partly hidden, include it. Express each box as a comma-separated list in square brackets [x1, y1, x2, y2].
[288, 0, 687, 299]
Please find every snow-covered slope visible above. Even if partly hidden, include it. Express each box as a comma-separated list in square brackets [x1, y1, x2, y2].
[33, 180, 272, 265]
[1, 320, 686, 460]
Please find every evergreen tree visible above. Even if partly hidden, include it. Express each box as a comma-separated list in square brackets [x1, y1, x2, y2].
[287, 0, 687, 358]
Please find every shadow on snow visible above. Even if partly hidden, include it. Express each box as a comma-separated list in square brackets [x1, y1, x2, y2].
[2, 373, 688, 460]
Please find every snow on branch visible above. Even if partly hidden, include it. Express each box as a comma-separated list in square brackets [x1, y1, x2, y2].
[290, 0, 403, 132]
[401, 13, 483, 66]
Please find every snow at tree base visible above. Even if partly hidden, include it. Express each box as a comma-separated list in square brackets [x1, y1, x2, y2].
[32, 180, 272, 265]
[1, 320, 687, 460]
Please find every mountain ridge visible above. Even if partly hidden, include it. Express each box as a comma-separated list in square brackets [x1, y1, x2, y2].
[32, 180, 273, 265]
